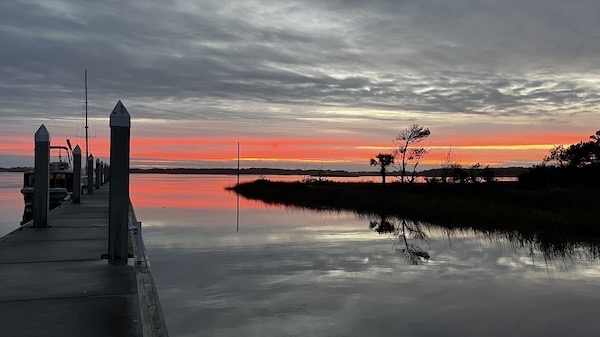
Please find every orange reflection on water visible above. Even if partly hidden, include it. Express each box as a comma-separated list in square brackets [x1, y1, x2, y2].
[130, 174, 266, 210]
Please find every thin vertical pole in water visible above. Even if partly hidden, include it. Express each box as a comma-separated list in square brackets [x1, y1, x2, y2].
[72, 145, 81, 204]
[108, 100, 131, 262]
[33, 125, 50, 227]
[237, 141, 240, 185]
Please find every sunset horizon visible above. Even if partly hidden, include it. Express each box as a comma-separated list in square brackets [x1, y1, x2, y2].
[0, 117, 595, 171]
[1, 1, 598, 171]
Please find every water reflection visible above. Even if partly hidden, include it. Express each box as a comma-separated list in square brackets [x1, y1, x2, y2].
[369, 215, 430, 265]
[365, 213, 600, 273]
[0, 173, 25, 237]
[125, 175, 600, 336]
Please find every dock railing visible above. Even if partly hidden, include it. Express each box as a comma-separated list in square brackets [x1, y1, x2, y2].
[129, 201, 170, 337]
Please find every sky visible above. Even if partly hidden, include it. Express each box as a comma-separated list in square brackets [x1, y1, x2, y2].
[1, 0, 599, 171]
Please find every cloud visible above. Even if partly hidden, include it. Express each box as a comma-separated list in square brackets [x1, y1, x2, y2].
[2, 1, 600, 116]
[1, 0, 599, 167]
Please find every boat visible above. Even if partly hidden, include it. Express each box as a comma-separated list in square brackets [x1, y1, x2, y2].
[21, 144, 75, 223]
[21, 69, 91, 224]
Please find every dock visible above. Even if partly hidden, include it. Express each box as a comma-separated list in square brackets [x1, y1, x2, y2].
[0, 185, 167, 336]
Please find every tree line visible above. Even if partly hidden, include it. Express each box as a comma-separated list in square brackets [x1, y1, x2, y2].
[371, 126, 599, 187]
[520, 130, 600, 187]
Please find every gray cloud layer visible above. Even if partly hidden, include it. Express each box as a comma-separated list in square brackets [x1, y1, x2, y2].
[1, 0, 599, 123]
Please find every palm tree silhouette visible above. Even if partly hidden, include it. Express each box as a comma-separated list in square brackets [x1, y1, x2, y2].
[370, 153, 395, 185]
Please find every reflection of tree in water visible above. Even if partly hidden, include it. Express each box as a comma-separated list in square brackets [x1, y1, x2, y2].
[490, 230, 600, 264]
[369, 215, 431, 265]
[270, 201, 600, 266]
[366, 213, 600, 273]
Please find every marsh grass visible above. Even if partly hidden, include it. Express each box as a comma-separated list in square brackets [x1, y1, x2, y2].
[228, 180, 600, 246]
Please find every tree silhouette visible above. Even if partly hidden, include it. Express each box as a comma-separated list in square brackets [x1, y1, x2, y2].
[544, 145, 567, 167]
[394, 124, 431, 183]
[480, 165, 496, 183]
[522, 130, 600, 187]
[543, 130, 600, 168]
[369, 215, 430, 265]
[370, 153, 395, 185]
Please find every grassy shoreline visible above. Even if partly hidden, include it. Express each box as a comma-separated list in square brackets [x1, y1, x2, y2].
[229, 180, 600, 245]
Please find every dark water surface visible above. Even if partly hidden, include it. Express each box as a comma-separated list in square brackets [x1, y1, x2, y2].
[129, 174, 600, 337]
[0, 173, 25, 237]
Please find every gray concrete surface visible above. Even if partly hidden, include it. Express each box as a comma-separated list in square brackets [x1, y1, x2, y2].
[0, 186, 142, 337]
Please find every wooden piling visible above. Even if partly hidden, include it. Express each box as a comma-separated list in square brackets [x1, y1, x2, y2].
[87, 154, 94, 194]
[108, 101, 131, 262]
[95, 158, 101, 189]
[100, 161, 105, 185]
[33, 125, 50, 227]
[72, 145, 82, 204]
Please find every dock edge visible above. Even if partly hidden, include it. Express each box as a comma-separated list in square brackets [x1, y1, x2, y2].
[129, 201, 170, 337]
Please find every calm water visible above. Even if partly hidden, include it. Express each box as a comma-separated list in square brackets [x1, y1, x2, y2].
[0, 173, 25, 237]
[1, 172, 599, 336]
[130, 174, 600, 337]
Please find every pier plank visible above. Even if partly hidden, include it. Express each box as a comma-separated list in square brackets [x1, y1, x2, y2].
[0, 295, 141, 337]
[0, 186, 143, 337]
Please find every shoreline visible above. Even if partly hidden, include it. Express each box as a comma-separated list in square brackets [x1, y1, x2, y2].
[1, 166, 528, 178]
[229, 179, 600, 246]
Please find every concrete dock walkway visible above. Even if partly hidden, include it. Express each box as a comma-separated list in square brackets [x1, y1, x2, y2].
[0, 187, 142, 337]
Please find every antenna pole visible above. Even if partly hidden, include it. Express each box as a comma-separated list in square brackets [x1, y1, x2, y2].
[236, 142, 241, 232]
[85, 68, 89, 162]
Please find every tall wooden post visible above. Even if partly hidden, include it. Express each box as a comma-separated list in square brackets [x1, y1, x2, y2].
[33, 125, 50, 227]
[109, 101, 131, 262]
[95, 159, 101, 189]
[72, 145, 82, 204]
[87, 154, 94, 194]
[100, 161, 105, 186]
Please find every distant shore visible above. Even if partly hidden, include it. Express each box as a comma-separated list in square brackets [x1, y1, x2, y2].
[1, 166, 529, 177]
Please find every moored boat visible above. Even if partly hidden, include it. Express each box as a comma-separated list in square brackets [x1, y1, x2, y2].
[21, 69, 92, 224]
[20, 145, 75, 224]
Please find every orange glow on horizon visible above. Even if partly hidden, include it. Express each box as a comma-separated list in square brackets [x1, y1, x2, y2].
[428, 132, 585, 147]
[0, 130, 594, 169]
[0, 135, 110, 159]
